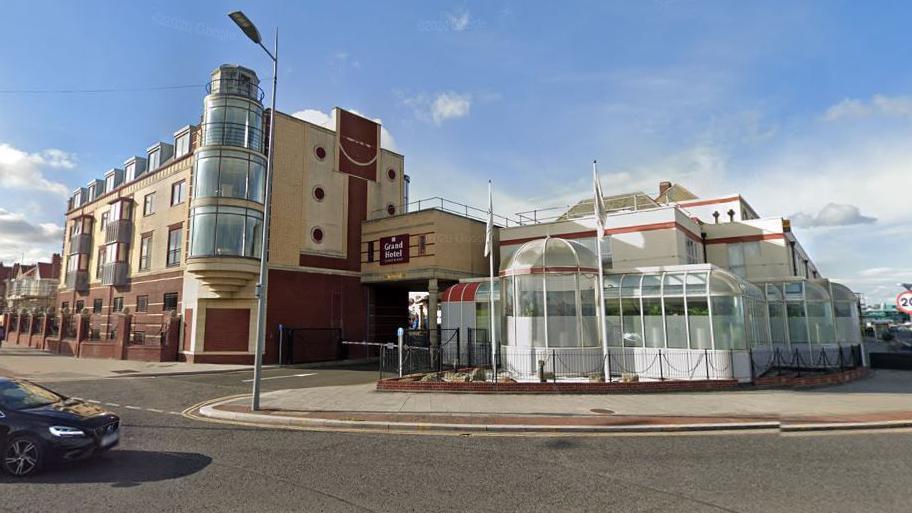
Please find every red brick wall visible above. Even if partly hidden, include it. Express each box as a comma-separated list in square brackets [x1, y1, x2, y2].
[204, 308, 250, 352]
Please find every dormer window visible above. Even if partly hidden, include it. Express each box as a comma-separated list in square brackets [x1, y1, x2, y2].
[105, 174, 115, 192]
[174, 128, 191, 157]
[148, 148, 160, 171]
[125, 162, 136, 182]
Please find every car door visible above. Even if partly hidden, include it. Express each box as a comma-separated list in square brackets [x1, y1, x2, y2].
[0, 398, 9, 447]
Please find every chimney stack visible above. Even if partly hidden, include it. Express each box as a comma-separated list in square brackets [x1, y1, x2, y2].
[659, 181, 672, 196]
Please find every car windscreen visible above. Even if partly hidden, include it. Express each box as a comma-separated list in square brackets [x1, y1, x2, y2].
[0, 380, 63, 411]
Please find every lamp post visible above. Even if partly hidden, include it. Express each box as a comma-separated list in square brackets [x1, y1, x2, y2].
[228, 10, 277, 411]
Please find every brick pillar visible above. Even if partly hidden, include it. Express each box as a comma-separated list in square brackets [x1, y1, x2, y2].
[26, 313, 35, 348]
[162, 312, 181, 362]
[75, 312, 89, 358]
[113, 312, 132, 360]
[39, 314, 50, 350]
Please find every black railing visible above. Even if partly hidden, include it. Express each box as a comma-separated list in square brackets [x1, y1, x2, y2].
[277, 327, 343, 365]
[206, 77, 265, 101]
[750, 344, 862, 378]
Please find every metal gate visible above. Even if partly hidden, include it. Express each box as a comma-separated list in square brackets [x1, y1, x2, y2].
[278, 327, 343, 365]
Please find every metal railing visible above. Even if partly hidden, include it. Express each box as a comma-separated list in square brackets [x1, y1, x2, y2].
[201, 122, 265, 152]
[750, 344, 862, 378]
[206, 77, 265, 102]
[367, 196, 522, 227]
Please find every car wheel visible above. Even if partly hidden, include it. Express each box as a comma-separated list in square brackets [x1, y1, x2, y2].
[3, 436, 43, 477]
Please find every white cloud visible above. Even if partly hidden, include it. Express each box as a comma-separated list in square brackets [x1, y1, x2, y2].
[790, 203, 877, 228]
[0, 208, 63, 263]
[291, 108, 397, 152]
[0, 143, 73, 196]
[401, 91, 472, 125]
[824, 94, 912, 121]
[446, 9, 471, 31]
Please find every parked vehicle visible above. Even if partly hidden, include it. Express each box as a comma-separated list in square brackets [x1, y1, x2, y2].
[0, 378, 120, 477]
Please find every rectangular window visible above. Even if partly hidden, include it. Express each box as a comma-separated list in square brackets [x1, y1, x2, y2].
[171, 180, 186, 205]
[61, 302, 69, 312]
[418, 235, 426, 255]
[75, 300, 85, 313]
[163, 292, 178, 312]
[136, 295, 149, 313]
[143, 193, 155, 216]
[132, 331, 145, 345]
[93, 299, 103, 314]
[100, 212, 109, 232]
[96, 247, 106, 277]
[727, 243, 746, 278]
[139, 235, 152, 270]
[175, 132, 190, 156]
[148, 149, 160, 171]
[367, 241, 375, 262]
[105, 175, 115, 192]
[113, 297, 124, 312]
[166, 228, 181, 267]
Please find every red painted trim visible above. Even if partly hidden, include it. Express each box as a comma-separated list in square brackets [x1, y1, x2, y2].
[704, 233, 785, 245]
[676, 195, 740, 208]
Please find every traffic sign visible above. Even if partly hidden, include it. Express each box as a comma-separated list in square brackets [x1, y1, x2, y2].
[898, 291, 912, 314]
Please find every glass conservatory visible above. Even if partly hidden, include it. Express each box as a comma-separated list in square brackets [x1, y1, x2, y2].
[499, 238, 602, 377]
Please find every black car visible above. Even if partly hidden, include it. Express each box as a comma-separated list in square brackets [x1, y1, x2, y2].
[0, 377, 120, 477]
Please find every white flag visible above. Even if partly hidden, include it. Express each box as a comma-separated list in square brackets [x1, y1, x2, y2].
[592, 161, 606, 236]
[484, 180, 494, 257]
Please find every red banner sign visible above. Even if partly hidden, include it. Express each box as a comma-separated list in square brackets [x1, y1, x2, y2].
[380, 234, 409, 265]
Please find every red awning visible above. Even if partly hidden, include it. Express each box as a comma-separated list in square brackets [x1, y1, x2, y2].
[440, 282, 481, 303]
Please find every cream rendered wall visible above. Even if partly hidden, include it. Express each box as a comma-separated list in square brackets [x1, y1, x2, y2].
[371, 151, 405, 219]
[130, 157, 193, 277]
[703, 218, 794, 280]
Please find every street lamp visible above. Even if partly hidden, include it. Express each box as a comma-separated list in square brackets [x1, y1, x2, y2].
[229, 10, 277, 411]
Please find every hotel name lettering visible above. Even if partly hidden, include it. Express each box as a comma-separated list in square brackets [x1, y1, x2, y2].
[380, 234, 409, 265]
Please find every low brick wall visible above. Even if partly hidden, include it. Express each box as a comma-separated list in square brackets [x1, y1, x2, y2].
[377, 378, 742, 394]
[753, 367, 869, 388]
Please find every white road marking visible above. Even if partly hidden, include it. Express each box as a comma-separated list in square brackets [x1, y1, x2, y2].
[241, 373, 316, 383]
[106, 403, 120, 407]
[125, 405, 141, 410]
[146, 408, 163, 413]
[87, 399, 101, 404]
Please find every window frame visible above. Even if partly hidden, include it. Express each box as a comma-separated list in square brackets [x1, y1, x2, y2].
[162, 292, 178, 312]
[143, 193, 156, 216]
[139, 235, 152, 271]
[166, 227, 182, 267]
[136, 295, 149, 313]
[171, 180, 186, 206]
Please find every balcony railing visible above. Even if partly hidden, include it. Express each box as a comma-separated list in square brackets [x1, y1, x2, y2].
[200, 122, 265, 152]
[101, 262, 130, 287]
[105, 219, 133, 244]
[69, 233, 92, 255]
[206, 77, 265, 102]
[64, 270, 89, 292]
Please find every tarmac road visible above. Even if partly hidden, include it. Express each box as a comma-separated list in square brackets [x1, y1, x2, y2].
[3, 365, 912, 513]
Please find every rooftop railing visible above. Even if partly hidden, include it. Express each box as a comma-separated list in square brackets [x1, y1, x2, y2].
[206, 78, 265, 102]
[367, 197, 523, 227]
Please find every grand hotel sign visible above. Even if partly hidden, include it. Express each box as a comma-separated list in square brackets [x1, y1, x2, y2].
[380, 234, 409, 265]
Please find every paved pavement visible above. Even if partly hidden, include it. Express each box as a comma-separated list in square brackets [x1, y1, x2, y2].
[0, 346, 251, 381]
[199, 369, 912, 433]
[2, 354, 912, 511]
[2, 368, 912, 512]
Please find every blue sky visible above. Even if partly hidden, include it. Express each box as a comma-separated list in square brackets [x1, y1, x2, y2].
[0, 1, 909, 303]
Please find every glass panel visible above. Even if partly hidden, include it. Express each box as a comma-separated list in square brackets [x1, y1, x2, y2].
[664, 273, 685, 296]
[621, 275, 641, 298]
[784, 282, 803, 299]
[214, 212, 244, 256]
[503, 276, 515, 345]
[712, 296, 745, 349]
[621, 298, 642, 347]
[643, 297, 664, 348]
[546, 274, 577, 348]
[245, 214, 263, 258]
[604, 297, 622, 347]
[248, 157, 266, 203]
[544, 239, 580, 268]
[768, 302, 787, 345]
[664, 297, 687, 348]
[786, 301, 808, 344]
[218, 157, 249, 199]
[195, 155, 220, 198]
[805, 282, 830, 302]
[686, 272, 707, 295]
[766, 284, 783, 301]
[603, 275, 621, 299]
[807, 302, 834, 344]
[687, 297, 711, 349]
[709, 271, 739, 295]
[515, 274, 545, 347]
[579, 274, 598, 347]
[641, 275, 661, 296]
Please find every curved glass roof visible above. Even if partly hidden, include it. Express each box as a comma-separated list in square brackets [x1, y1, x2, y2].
[501, 237, 598, 274]
[605, 267, 756, 298]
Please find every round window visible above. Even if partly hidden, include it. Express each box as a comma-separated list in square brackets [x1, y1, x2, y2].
[314, 146, 327, 161]
[311, 227, 324, 243]
[387, 168, 396, 180]
[313, 186, 325, 201]
[387, 204, 396, 216]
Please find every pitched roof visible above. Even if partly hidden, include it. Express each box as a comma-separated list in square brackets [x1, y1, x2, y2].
[559, 192, 659, 221]
[655, 183, 698, 204]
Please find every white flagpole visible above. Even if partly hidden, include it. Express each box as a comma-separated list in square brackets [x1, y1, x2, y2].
[593, 161, 609, 381]
[487, 180, 498, 379]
